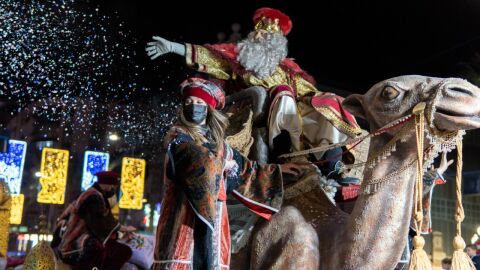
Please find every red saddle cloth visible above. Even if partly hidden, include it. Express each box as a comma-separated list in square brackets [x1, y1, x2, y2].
[335, 184, 361, 214]
[336, 184, 361, 202]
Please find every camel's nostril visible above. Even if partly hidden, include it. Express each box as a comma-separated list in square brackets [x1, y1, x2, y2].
[448, 87, 473, 96]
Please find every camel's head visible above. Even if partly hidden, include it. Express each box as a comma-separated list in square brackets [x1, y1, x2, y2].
[343, 75, 480, 132]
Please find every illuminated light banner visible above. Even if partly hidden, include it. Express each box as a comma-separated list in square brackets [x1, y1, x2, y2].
[0, 181, 11, 255]
[0, 140, 27, 194]
[37, 148, 69, 204]
[81, 151, 110, 191]
[119, 157, 146, 210]
[10, 194, 24, 224]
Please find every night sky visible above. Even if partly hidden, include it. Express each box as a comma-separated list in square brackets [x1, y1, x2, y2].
[93, 0, 480, 93]
[1, 0, 480, 155]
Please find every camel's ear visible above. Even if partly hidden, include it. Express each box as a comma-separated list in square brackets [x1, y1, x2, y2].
[342, 94, 366, 119]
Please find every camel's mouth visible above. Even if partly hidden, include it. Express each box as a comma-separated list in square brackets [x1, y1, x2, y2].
[432, 81, 480, 131]
[434, 108, 480, 131]
[436, 108, 477, 118]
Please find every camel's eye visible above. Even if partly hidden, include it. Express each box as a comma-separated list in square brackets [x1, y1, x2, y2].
[381, 86, 400, 101]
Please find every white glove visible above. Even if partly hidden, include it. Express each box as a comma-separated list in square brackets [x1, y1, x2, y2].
[146, 36, 186, 60]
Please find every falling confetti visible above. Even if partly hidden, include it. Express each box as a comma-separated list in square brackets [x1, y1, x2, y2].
[0, 0, 180, 159]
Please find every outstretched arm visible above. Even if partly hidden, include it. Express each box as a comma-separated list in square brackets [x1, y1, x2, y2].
[146, 36, 232, 80]
[146, 36, 186, 59]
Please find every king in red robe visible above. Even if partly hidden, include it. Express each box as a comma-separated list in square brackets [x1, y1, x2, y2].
[186, 9, 360, 161]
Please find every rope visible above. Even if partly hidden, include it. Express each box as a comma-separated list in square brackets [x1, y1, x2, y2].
[454, 136, 464, 234]
[313, 116, 415, 176]
[413, 105, 425, 234]
[407, 102, 432, 270]
[450, 133, 476, 270]
[311, 138, 365, 165]
[278, 114, 414, 159]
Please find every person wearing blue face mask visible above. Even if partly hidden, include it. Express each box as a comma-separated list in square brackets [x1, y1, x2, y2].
[183, 101, 208, 124]
[153, 77, 304, 270]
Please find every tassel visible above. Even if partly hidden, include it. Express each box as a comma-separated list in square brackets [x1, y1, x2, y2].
[451, 252, 476, 270]
[450, 236, 476, 270]
[407, 236, 432, 270]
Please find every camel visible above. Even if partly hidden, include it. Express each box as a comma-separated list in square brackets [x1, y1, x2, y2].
[17, 76, 480, 269]
[228, 75, 480, 270]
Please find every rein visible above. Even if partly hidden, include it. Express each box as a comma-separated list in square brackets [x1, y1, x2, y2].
[278, 113, 415, 166]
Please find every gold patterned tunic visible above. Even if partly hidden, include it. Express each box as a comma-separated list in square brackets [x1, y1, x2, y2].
[185, 43, 318, 98]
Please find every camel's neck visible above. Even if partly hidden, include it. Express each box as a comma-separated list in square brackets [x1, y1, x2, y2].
[339, 134, 418, 270]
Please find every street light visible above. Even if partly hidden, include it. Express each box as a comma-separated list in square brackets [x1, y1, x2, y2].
[108, 134, 120, 142]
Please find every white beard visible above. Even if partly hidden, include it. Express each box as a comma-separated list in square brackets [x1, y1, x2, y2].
[236, 32, 288, 79]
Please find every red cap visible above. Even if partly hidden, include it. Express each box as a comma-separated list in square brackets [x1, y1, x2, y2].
[179, 77, 225, 109]
[95, 171, 120, 186]
[253, 7, 292, 35]
[183, 87, 217, 109]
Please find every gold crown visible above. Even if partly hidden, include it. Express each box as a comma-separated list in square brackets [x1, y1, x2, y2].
[254, 17, 281, 33]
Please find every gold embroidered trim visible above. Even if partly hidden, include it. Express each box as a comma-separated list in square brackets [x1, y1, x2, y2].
[294, 75, 317, 97]
[185, 43, 194, 67]
[314, 107, 362, 138]
[226, 110, 254, 156]
[193, 46, 231, 80]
